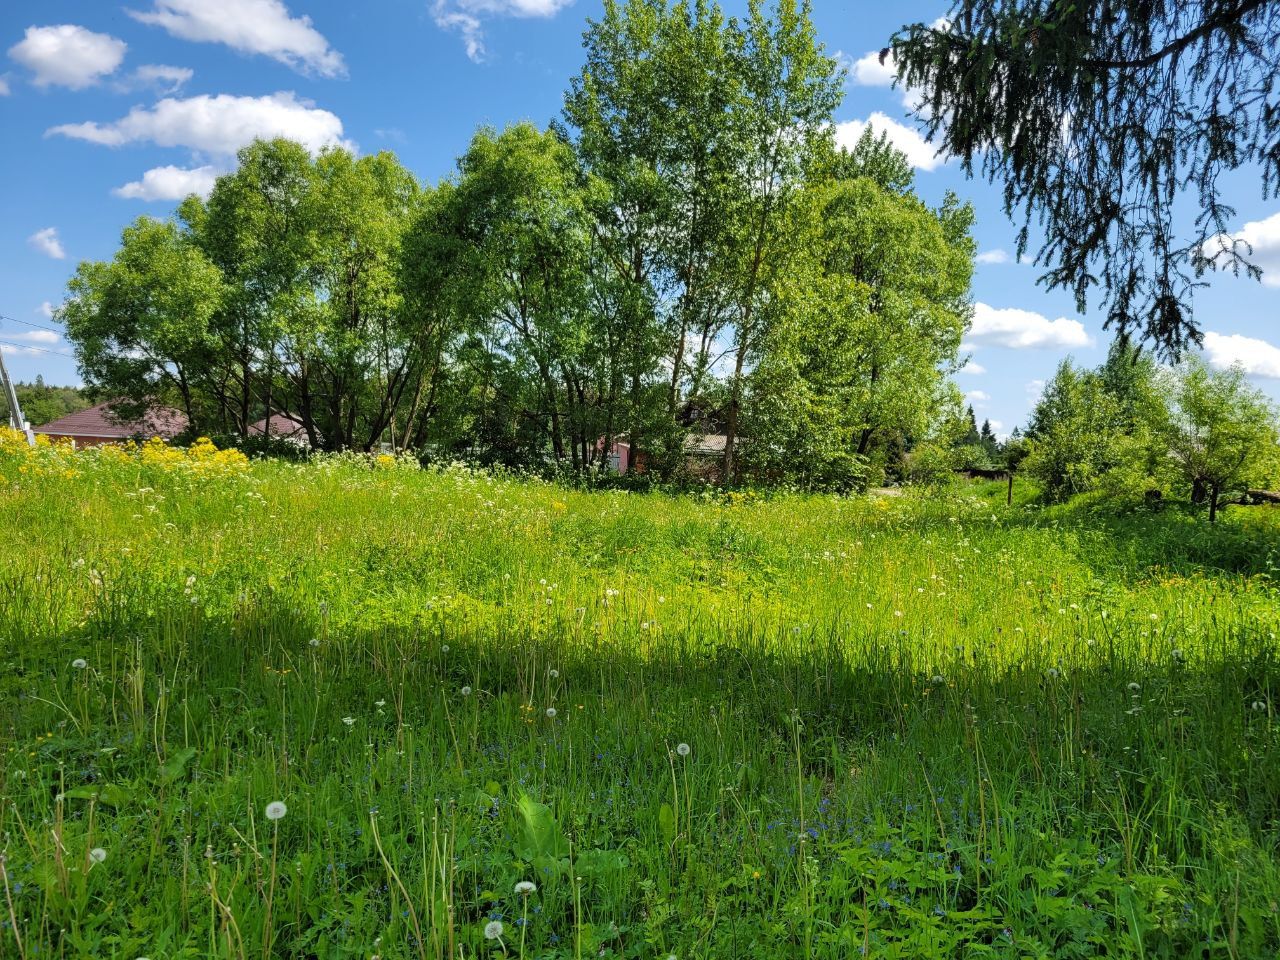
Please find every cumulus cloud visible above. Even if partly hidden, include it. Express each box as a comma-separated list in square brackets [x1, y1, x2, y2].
[958, 360, 986, 375]
[965, 389, 990, 402]
[113, 164, 220, 201]
[12, 329, 60, 345]
[975, 249, 1011, 265]
[0, 75, 10, 96]
[967, 303, 1093, 350]
[8, 24, 127, 89]
[1203, 210, 1280, 287]
[849, 48, 897, 87]
[128, 64, 194, 93]
[38, 301, 54, 318]
[48, 92, 352, 155]
[432, 0, 575, 62]
[28, 227, 65, 260]
[128, 0, 345, 77]
[1201, 331, 1280, 379]
[835, 113, 943, 171]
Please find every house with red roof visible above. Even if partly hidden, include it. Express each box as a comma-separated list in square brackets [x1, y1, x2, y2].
[35, 401, 188, 447]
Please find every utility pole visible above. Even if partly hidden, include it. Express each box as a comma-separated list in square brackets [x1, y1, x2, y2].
[0, 349, 35, 446]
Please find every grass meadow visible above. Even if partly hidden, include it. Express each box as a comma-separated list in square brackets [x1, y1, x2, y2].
[3, 435, 1280, 958]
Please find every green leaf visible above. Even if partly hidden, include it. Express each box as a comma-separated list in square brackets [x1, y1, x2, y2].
[158, 746, 197, 784]
[64, 784, 133, 808]
[514, 792, 568, 861]
[658, 802, 676, 844]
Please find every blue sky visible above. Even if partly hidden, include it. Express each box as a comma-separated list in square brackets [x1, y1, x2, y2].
[2, 0, 1279, 434]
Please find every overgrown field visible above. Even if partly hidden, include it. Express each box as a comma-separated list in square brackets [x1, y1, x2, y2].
[3, 438, 1280, 958]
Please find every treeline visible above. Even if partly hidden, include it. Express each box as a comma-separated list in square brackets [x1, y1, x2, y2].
[59, 0, 975, 488]
[0, 377, 90, 428]
[1017, 343, 1279, 521]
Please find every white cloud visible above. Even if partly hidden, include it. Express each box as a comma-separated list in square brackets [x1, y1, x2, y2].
[129, 64, 194, 93]
[0, 75, 9, 96]
[12, 329, 60, 345]
[1201, 331, 1280, 379]
[1203, 210, 1280, 287]
[28, 227, 65, 260]
[1026, 379, 1046, 397]
[38, 301, 54, 318]
[835, 113, 943, 171]
[958, 360, 986, 375]
[975, 249, 1011, 265]
[128, 0, 345, 78]
[432, 0, 575, 62]
[114, 164, 220, 201]
[8, 25, 126, 90]
[965, 390, 990, 404]
[48, 92, 352, 155]
[967, 303, 1093, 350]
[850, 48, 897, 87]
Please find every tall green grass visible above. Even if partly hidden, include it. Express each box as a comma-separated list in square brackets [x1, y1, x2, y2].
[2, 450, 1279, 958]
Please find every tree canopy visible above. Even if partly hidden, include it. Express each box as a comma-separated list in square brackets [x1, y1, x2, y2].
[890, 0, 1280, 357]
[58, 0, 983, 488]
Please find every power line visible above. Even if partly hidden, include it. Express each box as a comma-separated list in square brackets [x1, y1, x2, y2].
[0, 338, 76, 358]
[0, 312, 64, 336]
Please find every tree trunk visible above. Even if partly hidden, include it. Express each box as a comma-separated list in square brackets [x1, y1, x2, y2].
[1209, 483, 1220, 523]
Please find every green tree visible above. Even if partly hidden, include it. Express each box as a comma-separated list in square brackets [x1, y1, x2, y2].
[1024, 360, 1130, 499]
[1163, 357, 1280, 521]
[1, 378, 89, 428]
[889, 1, 1280, 357]
[719, 0, 843, 482]
[741, 174, 974, 487]
[61, 216, 225, 425]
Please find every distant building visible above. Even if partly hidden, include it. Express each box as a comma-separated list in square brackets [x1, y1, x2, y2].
[600, 431, 729, 480]
[35, 401, 188, 447]
[248, 412, 317, 448]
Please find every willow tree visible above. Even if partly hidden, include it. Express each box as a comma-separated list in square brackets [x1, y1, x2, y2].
[889, 1, 1280, 356]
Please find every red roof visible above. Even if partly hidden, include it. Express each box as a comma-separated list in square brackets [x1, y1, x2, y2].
[35, 401, 188, 440]
[248, 413, 317, 444]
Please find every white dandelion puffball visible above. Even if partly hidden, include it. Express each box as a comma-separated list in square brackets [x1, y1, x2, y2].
[342, 716, 356, 726]
[549, 669, 559, 679]
[441, 645, 450, 654]
[461, 686, 472, 697]
[514, 880, 537, 895]
[484, 920, 504, 940]
[545, 707, 557, 719]
[932, 675, 945, 685]
[72, 658, 88, 669]
[1046, 667, 1060, 679]
[309, 638, 320, 647]
[1127, 682, 1141, 693]
[676, 742, 691, 757]
[265, 801, 287, 821]
[88, 847, 107, 863]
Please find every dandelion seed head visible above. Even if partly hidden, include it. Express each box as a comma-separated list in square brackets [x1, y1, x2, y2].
[265, 801, 287, 821]
[461, 686, 472, 696]
[676, 742, 691, 757]
[548, 669, 559, 679]
[545, 707, 557, 719]
[88, 847, 107, 863]
[484, 920, 504, 939]
[71, 658, 88, 670]
[514, 880, 537, 895]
